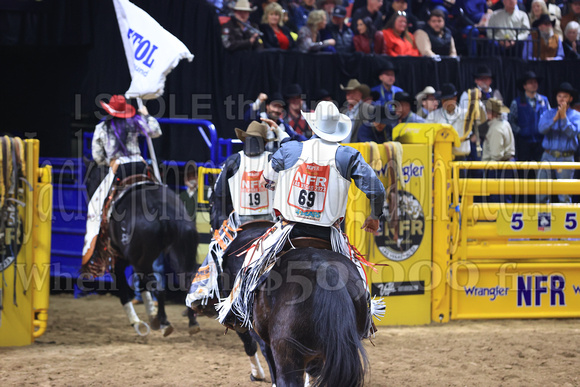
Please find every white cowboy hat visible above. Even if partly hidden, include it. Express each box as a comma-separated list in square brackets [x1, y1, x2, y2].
[302, 101, 352, 142]
[233, 0, 256, 12]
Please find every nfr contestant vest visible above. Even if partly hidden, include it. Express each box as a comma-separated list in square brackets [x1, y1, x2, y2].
[228, 151, 273, 216]
[274, 139, 351, 226]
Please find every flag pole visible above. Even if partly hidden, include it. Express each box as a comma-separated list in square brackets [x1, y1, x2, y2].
[137, 97, 162, 182]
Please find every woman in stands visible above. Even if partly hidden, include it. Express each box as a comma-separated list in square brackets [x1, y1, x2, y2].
[353, 16, 387, 54]
[383, 11, 420, 57]
[296, 9, 336, 52]
[260, 2, 296, 50]
[529, 0, 562, 37]
[563, 21, 580, 59]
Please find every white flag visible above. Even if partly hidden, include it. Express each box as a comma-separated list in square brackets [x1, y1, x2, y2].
[112, 0, 194, 99]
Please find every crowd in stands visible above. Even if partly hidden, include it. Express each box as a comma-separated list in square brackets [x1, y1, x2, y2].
[217, 0, 580, 59]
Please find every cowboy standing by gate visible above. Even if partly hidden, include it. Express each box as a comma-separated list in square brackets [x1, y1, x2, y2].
[216, 101, 386, 334]
[82, 95, 161, 266]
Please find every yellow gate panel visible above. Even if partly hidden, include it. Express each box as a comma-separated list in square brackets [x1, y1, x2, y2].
[345, 139, 433, 326]
[451, 262, 580, 319]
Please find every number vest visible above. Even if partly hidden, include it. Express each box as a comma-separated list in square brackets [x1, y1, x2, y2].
[274, 139, 351, 226]
[228, 151, 273, 216]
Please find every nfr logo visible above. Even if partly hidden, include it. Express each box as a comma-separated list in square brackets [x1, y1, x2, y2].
[517, 275, 566, 307]
[127, 29, 158, 69]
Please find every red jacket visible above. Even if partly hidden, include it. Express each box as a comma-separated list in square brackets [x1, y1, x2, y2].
[353, 31, 387, 54]
[383, 28, 420, 57]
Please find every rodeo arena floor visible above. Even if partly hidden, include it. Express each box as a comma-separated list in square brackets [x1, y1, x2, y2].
[0, 293, 578, 386]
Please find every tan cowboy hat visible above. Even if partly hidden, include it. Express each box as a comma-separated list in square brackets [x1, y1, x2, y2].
[340, 79, 362, 91]
[487, 98, 510, 115]
[233, 0, 256, 12]
[235, 121, 273, 142]
[302, 101, 352, 142]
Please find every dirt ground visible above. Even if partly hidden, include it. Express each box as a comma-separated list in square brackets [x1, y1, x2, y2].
[1, 293, 579, 387]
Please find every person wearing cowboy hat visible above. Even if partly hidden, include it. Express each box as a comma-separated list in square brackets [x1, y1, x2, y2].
[340, 79, 374, 142]
[508, 70, 551, 162]
[187, 121, 277, 332]
[217, 101, 386, 334]
[481, 98, 516, 203]
[537, 82, 580, 203]
[371, 61, 404, 106]
[415, 86, 440, 119]
[357, 103, 393, 143]
[284, 84, 312, 138]
[523, 13, 565, 60]
[459, 65, 503, 107]
[393, 91, 426, 124]
[222, 0, 263, 52]
[210, 121, 277, 231]
[82, 95, 162, 264]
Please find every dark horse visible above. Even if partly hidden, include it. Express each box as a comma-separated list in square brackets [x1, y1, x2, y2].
[211, 224, 370, 386]
[84, 160, 199, 336]
[192, 223, 274, 382]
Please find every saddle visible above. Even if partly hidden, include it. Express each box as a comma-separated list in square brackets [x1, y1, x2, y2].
[239, 219, 275, 231]
[88, 173, 160, 277]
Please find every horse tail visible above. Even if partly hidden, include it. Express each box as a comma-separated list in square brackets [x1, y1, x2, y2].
[312, 266, 368, 387]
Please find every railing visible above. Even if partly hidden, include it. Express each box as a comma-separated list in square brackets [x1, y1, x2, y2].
[465, 26, 540, 58]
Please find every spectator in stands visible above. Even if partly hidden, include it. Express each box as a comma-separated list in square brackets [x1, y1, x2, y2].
[297, 10, 336, 52]
[537, 82, 580, 203]
[561, 0, 580, 32]
[371, 61, 404, 105]
[354, 16, 388, 53]
[383, 0, 420, 33]
[244, 92, 307, 148]
[357, 104, 392, 142]
[393, 92, 426, 123]
[415, 86, 440, 119]
[460, 65, 503, 106]
[383, 11, 421, 56]
[456, 0, 492, 27]
[290, 0, 318, 32]
[529, 0, 562, 37]
[321, 5, 354, 53]
[222, 0, 264, 51]
[317, 0, 342, 22]
[487, 0, 531, 54]
[340, 79, 373, 142]
[180, 162, 199, 223]
[427, 83, 472, 158]
[509, 71, 551, 161]
[563, 20, 580, 58]
[414, 9, 458, 58]
[284, 84, 311, 138]
[260, 2, 297, 50]
[523, 14, 564, 60]
[352, 0, 385, 34]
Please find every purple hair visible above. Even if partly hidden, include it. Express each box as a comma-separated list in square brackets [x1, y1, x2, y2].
[106, 114, 150, 156]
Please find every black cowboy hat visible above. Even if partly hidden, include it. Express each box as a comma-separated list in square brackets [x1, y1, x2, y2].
[518, 70, 542, 90]
[377, 61, 397, 77]
[367, 104, 391, 124]
[532, 14, 555, 29]
[473, 65, 493, 79]
[394, 91, 414, 104]
[266, 91, 285, 105]
[284, 84, 303, 99]
[439, 83, 458, 100]
[554, 82, 578, 102]
[314, 88, 332, 101]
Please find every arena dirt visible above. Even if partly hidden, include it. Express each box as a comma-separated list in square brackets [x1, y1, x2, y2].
[1, 293, 579, 386]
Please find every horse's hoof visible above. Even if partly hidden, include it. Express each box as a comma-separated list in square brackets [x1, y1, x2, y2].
[132, 321, 151, 336]
[189, 323, 201, 336]
[250, 374, 265, 382]
[161, 324, 174, 337]
[149, 316, 161, 330]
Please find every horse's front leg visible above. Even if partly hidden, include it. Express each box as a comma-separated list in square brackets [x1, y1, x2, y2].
[115, 262, 150, 336]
